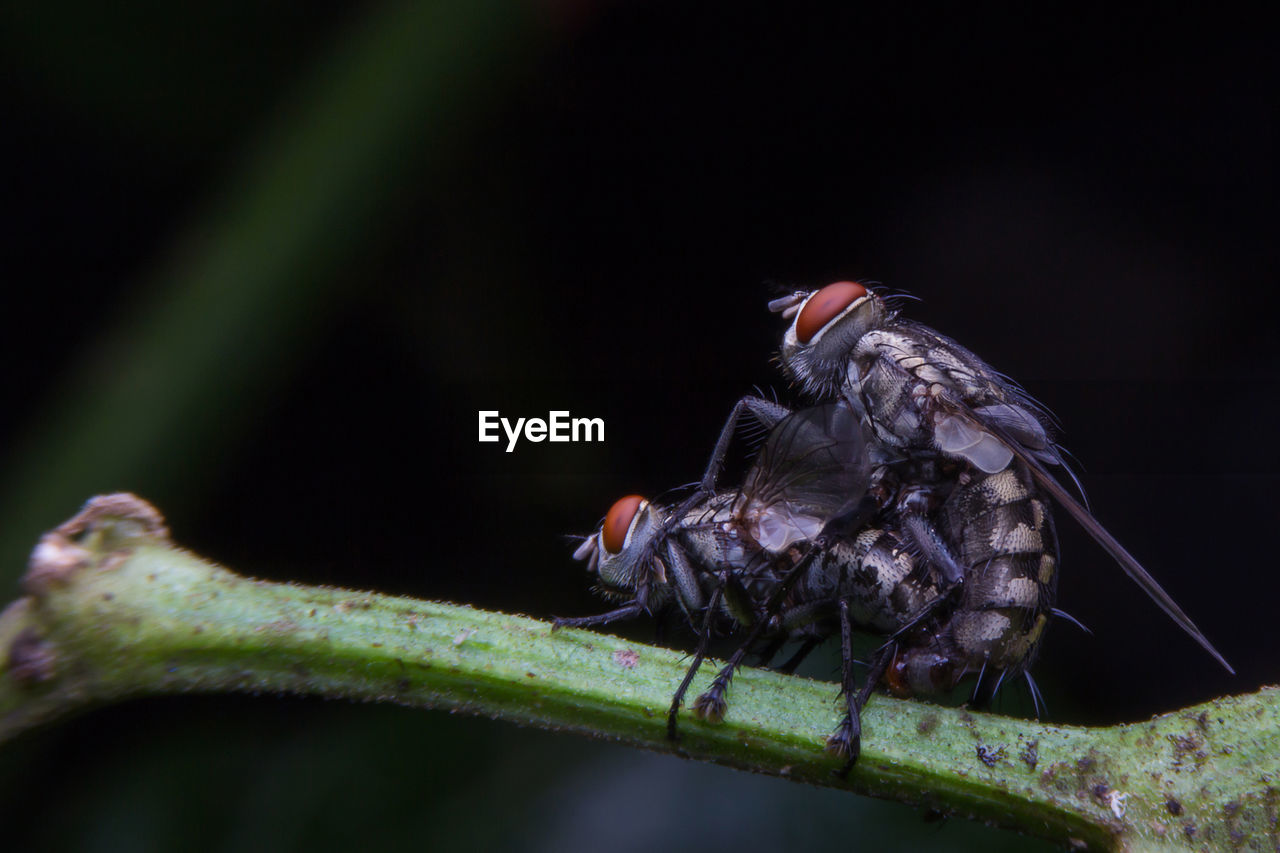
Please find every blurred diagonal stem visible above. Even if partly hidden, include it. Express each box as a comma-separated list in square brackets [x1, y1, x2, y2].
[1, 495, 1275, 852]
[0, 0, 540, 587]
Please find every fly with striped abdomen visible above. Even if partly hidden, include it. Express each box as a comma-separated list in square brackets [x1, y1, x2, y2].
[882, 460, 1060, 711]
[769, 281, 1232, 683]
[558, 398, 950, 760]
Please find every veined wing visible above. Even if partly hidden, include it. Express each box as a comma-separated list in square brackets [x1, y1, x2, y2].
[736, 401, 871, 552]
[938, 397, 1234, 674]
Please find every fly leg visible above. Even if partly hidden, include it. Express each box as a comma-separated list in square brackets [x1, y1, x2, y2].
[696, 395, 793, 494]
[652, 396, 795, 565]
[552, 600, 646, 630]
[896, 484, 966, 588]
[826, 599, 862, 761]
[666, 584, 725, 740]
[874, 483, 968, 645]
[827, 598, 895, 776]
[689, 548, 818, 724]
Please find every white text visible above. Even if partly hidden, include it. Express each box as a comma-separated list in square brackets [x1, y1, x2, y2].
[478, 410, 604, 452]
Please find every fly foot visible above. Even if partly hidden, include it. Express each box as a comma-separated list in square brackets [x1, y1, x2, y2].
[825, 713, 862, 777]
[692, 676, 731, 723]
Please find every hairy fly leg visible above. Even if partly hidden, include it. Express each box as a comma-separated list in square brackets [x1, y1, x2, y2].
[690, 547, 819, 724]
[827, 599, 896, 776]
[654, 396, 794, 549]
[695, 395, 794, 494]
[870, 481, 968, 643]
[667, 583, 725, 740]
[895, 483, 966, 588]
[825, 599, 860, 760]
[552, 600, 646, 630]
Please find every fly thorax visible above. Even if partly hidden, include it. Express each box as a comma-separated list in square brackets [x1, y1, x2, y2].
[855, 330, 936, 449]
[677, 520, 733, 567]
[843, 366, 868, 419]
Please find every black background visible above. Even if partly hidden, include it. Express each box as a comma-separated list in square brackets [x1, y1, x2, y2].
[1, 2, 1276, 850]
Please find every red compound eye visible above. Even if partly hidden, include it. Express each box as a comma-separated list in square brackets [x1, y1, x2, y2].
[795, 281, 867, 344]
[602, 495, 645, 553]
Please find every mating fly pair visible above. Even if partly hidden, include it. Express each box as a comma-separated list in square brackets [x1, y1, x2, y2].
[560, 281, 1233, 768]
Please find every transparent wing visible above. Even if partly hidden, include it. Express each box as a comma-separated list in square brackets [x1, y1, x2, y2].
[736, 401, 871, 552]
[940, 398, 1234, 674]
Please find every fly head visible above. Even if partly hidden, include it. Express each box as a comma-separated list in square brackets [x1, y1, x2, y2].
[575, 495, 670, 606]
[771, 281, 891, 399]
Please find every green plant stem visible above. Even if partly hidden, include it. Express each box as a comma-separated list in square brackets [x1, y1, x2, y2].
[1, 496, 1275, 851]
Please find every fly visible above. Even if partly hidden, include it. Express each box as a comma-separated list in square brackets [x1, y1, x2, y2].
[882, 460, 1059, 712]
[558, 399, 950, 759]
[768, 281, 1232, 674]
